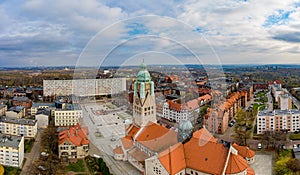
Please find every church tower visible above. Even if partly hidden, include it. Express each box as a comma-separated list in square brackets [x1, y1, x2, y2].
[133, 63, 157, 127]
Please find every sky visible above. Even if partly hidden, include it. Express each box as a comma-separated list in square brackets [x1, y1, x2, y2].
[0, 0, 300, 67]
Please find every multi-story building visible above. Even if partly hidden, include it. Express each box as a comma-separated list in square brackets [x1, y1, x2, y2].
[31, 103, 56, 116]
[12, 96, 32, 109]
[278, 93, 292, 110]
[58, 124, 89, 160]
[35, 109, 51, 129]
[43, 78, 126, 97]
[54, 105, 82, 127]
[0, 105, 7, 116]
[0, 134, 24, 168]
[269, 80, 283, 102]
[257, 109, 300, 134]
[204, 91, 247, 134]
[6, 106, 26, 118]
[162, 94, 211, 123]
[0, 116, 37, 138]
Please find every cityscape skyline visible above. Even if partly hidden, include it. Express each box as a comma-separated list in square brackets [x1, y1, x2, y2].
[0, 0, 300, 66]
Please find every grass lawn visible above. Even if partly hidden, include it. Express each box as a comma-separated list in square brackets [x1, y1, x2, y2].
[4, 166, 21, 175]
[253, 103, 266, 111]
[64, 159, 86, 172]
[24, 139, 35, 153]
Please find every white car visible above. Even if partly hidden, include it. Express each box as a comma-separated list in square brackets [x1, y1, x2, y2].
[294, 144, 297, 149]
[258, 143, 262, 149]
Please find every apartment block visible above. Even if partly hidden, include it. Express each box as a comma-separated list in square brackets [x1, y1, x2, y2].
[43, 78, 126, 97]
[257, 109, 300, 134]
[54, 105, 82, 127]
[0, 116, 37, 138]
[5, 106, 26, 118]
[162, 94, 211, 123]
[0, 105, 7, 116]
[0, 134, 24, 168]
[31, 103, 56, 116]
[278, 93, 292, 110]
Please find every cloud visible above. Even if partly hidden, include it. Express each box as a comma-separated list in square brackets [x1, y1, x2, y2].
[0, 0, 300, 66]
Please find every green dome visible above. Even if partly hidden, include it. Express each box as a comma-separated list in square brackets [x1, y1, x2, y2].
[137, 63, 151, 82]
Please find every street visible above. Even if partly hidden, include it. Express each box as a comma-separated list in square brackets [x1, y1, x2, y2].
[20, 129, 42, 175]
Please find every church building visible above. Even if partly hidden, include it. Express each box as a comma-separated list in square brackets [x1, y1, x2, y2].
[114, 63, 255, 175]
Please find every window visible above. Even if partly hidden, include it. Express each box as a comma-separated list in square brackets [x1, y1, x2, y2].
[153, 167, 161, 175]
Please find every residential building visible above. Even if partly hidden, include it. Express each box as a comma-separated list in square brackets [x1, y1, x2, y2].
[257, 109, 300, 134]
[0, 134, 24, 168]
[162, 94, 211, 123]
[5, 106, 26, 118]
[31, 103, 56, 116]
[43, 78, 126, 97]
[58, 124, 89, 160]
[204, 91, 247, 134]
[0, 116, 37, 138]
[54, 105, 82, 127]
[0, 105, 7, 116]
[12, 96, 32, 109]
[278, 93, 292, 110]
[269, 80, 283, 102]
[35, 109, 50, 128]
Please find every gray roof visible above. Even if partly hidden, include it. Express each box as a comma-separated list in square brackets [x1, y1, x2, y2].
[0, 116, 37, 126]
[32, 103, 56, 108]
[8, 106, 25, 113]
[0, 134, 22, 149]
[258, 109, 300, 116]
[12, 96, 30, 102]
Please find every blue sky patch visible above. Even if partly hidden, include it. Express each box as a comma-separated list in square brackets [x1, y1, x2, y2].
[263, 9, 292, 27]
[127, 23, 149, 36]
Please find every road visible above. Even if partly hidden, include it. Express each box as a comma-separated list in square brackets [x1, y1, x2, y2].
[20, 129, 42, 175]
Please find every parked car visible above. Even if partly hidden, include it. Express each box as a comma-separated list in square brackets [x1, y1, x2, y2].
[294, 144, 298, 149]
[258, 143, 262, 149]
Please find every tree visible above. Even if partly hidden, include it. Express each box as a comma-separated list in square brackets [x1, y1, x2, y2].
[41, 126, 58, 154]
[286, 158, 300, 172]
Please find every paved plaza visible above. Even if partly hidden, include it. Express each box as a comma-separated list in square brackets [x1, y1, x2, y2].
[80, 102, 141, 175]
[250, 152, 274, 175]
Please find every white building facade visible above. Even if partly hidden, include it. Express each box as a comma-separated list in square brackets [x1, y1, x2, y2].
[43, 78, 126, 97]
[54, 109, 83, 127]
[0, 116, 38, 138]
[0, 134, 24, 168]
[257, 109, 300, 134]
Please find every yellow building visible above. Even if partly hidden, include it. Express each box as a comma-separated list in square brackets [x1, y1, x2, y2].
[0, 116, 37, 138]
[54, 105, 82, 127]
[0, 134, 24, 168]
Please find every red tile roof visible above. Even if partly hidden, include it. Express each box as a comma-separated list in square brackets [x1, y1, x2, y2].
[58, 123, 89, 146]
[232, 143, 256, 158]
[167, 94, 212, 112]
[114, 146, 124, 155]
[136, 122, 178, 152]
[158, 143, 186, 175]
[184, 137, 228, 174]
[225, 153, 248, 174]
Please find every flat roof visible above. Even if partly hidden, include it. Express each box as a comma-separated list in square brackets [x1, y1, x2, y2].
[32, 103, 56, 108]
[0, 116, 37, 126]
[0, 134, 22, 149]
[258, 109, 300, 116]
